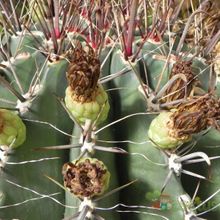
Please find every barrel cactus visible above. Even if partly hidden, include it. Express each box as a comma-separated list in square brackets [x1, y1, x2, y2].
[0, 1, 220, 220]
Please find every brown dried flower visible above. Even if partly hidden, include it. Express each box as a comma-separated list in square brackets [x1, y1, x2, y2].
[62, 158, 110, 199]
[161, 60, 196, 105]
[168, 94, 220, 140]
[66, 42, 101, 102]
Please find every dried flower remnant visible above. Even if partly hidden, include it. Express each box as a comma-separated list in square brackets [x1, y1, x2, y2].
[177, 1, 219, 48]
[65, 42, 110, 125]
[161, 60, 196, 106]
[66, 42, 101, 103]
[148, 94, 220, 149]
[62, 158, 110, 199]
[213, 41, 220, 76]
[169, 94, 220, 138]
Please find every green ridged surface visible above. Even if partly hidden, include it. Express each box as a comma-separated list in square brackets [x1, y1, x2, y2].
[0, 32, 45, 58]
[110, 49, 186, 220]
[0, 55, 73, 219]
[140, 38, 211, 93]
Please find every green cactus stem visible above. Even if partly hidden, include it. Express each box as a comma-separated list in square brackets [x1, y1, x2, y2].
[0, 1, 220, 220]
[0, 54, 73, 219]
[140, 38, 212, 99]
[109, 48, 186, 220]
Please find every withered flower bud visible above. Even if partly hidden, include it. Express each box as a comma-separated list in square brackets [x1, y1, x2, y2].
[161, 60, 196, 106]
[168, 94, 220, 139]
[148, 94, 220, 149]
[62, 158, 110, 199]
[213, 41, 220, 76]
[64, 41, 110, 125]
[66, 41, 100, 103]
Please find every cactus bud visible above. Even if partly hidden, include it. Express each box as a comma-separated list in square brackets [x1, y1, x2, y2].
[148, 111, 189, 149]
[148, 94, 220, 149]
[0, 109, 26, 148]
[65, 42, 110, 125]
[62, 158, 110, 199]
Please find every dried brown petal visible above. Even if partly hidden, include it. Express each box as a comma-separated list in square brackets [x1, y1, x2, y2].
[62, 158, 110, 199]
[168, 94, 220, 139]
[213, 41, 220, 76]
[161, 60, 196, 105]
[66, 42, 100, 102]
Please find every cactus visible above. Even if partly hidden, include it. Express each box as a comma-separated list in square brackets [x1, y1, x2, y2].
[0, 1, 220, 220]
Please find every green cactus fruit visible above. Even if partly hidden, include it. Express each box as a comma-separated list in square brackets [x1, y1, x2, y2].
[63, 157, 110, 199]
[148, 111, 191, 149]
[148, 93, 220, 149]
[0, 109, 26, 148]
[65, 84, 110, 125]
[65, 42, 110, 126]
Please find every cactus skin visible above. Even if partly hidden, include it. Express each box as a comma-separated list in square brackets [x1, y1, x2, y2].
[0, 34, 40, 58]
[140, 39, 211, 93]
